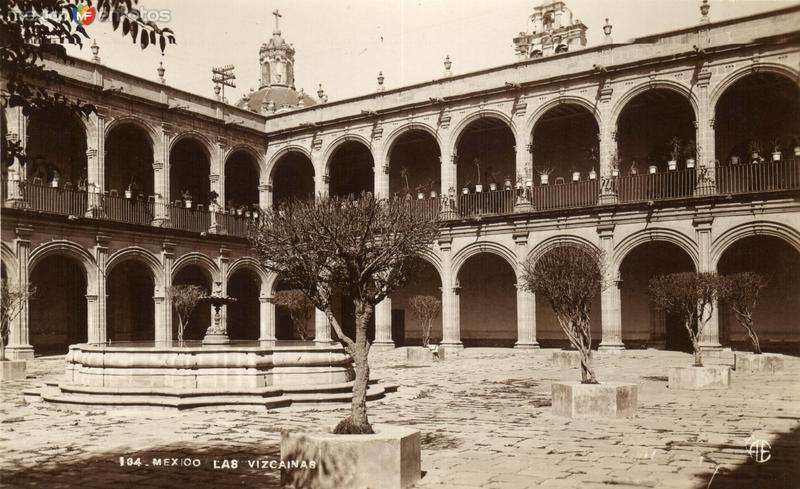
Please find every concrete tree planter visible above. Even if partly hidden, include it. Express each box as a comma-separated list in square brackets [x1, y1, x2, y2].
[735, 353, 784, 373]
[0, 360, 27, 381]
[281, 424, 421, 489]
[551, 382, 638, 419]
[406, 346, 443, 364]
[668, 365, 731, 390]
[551, 349, 581, 368]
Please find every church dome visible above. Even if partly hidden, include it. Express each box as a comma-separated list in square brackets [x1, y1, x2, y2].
[235, 86, 316, 113]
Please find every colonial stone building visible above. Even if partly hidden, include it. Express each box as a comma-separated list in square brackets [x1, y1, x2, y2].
[2, 2, 799, 360]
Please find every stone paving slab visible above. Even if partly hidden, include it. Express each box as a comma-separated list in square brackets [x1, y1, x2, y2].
[0, 349, 798, 488]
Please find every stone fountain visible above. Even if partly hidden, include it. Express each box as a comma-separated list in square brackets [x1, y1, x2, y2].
[200, 282, 238, 346]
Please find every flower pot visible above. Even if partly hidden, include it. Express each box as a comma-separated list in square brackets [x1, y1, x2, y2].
[751, 152, 760, 160]
[462, 187, 469, 194]
[572, 171, 580, 182]
[525, 178, 534, 188]
[416, 192, 424, 200]
[589, 169, 597, 180]
[772, 151, 781, 161]
[430, 190, 437, 198]
[730, 156, 740, 165]
[245, 211, 252, 218]
[504, 178, 512, 188]
[51, 180, 59, 188]
[184, 200, 192, 209]
[794, 146, 800, 156]
[668, 160, 677, 171]
[540, 174, 549, 185]
[686, 158, 696, 169]
[252, 212, 259, 219]
[475, 184, 483, 193]
[124, 190, 132, 199]
[648, 165, 657, 174]
[489, 183, 497, 191]
[237, 209, 243, 215]
[611, 168, 620, 178]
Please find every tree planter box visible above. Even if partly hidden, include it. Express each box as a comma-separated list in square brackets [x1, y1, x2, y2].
[551, 382, 638, 419]
[406, 346, 443, 363]
[551, 350, 581, 368]
[668, 365, 730, 390]
[735, 353, 784, 373]
[0, 360, 27, 381]
[281, 424, 421, 489]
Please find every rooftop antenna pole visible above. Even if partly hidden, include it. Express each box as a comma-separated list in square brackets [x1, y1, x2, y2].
[212, 65, 237, 103]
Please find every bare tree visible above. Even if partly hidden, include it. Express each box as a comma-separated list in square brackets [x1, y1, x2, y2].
[274, 289, 314, 340]
[168, 285, 207, 343]
[719, 272, 768, 354]
[408, 295, 441, 347]
[521, 246, 604, 384]
[649, 272, 720, 367]
[251, 194, 439, 434]
[1, 281, 36, 361]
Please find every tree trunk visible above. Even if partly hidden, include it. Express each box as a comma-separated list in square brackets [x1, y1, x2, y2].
[0, 335, 6, 362]
[334, 300, 374, 434]
[691, 334, 703, 366]
[744, 323, 761, 354]
[577, 324, 597, 384]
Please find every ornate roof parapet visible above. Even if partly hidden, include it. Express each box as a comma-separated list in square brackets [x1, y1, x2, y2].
[513, 1, 588, 60]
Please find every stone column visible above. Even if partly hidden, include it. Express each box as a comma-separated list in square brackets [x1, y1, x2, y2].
[513, 231, 538, 348]
[372, 298, 394, 349]
[159, 241, 176, 342]
[153, 296, 168, 342]
[4, 106, 26, 205]
[598, 223, 625, 351]
[258, 183, 272, 210]
[314, 308, 332, 343]
[373, 151, 389, 199]
[694, 214, 721, 350]
[313, 152, 328, 196]
[438, 236, 463, 349]
[90, 234, 111, 344]
[85, 111, 106, 217]
[7, 226, 34, 360]
[153, 125, 174, 224]
[694, 70, 717, 196]
[259, 295, 276, 344]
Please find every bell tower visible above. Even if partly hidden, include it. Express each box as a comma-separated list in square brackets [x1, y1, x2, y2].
[259, 9, 296, 89]
[513, 1, 588, 60]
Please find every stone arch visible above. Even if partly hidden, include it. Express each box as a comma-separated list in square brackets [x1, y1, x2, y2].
[610, 80, 700, 131]
[106, 247, 164, 294]
[168, 131, 214, 157]
[227, 257, 269, 294]
[711, 221, 800, 270]
[612, 228, 698, 274]
[526, 95, 602, 137]
[1, 243, 18, 286]
[28, 240, 97, 294]
[709, 63, 800, 114]
[171, 252, 219, 284]
[267, 145, 314, 183]
[322, 133, 374, 175]
[227, 143, 265, 178]
[526, 235, 601, 269]
[448, 109, 517, 156]
[451, 241, 517, 281]
[380, 122, 443, 164]
[104, 116, 159, 148]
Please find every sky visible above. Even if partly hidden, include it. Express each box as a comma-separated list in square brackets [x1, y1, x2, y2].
[66, 0, 797, 104]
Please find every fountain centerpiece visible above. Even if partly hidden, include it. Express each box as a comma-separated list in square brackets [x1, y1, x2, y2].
[201, 281, 238, 345]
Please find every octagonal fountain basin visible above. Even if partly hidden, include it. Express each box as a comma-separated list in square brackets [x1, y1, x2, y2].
[25, 341, 397, 411]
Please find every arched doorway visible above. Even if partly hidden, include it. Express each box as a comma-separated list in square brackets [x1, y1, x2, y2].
[107, 260, 155, 342]
[226, 268, 261, 340]
[714, 72, 800, 165]
[328, 141, 374, 197]
[172, 265, 212, 341]
[29, 255, 87, 354]
[271, 152, 315, 206]
[456, 118, 515, 191]
[105, 123, 154, 198]
[531, 104, 599, 183]
[26, 107, 87, 187]
[619, 241, 695, 350]
[170, 138, 211, 207]
[717, 236, 800, 352]
[388, 130, 441, 198]
[224, 150, 260, 211]
[390, 258, 442, 346]
[458, 253, 517, 347]
[616, 88, 696, 174]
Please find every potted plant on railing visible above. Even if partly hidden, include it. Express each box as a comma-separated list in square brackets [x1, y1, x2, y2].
[771, 138, 782, 161]
[537, 166, 553, 185]
[50, 169, 60, 188]
[473, 158, 483, 192]
[462, 181, 471, 194]
[400, 166, 411, 198]
[428, 179, 438, 199]
[668, 137, 681, 171]
[208, 190, 219, 212]
[488, 175, 498, 191]
[182, 190, 193, 208]
[629, 159, 639, 176]
[748, 140, 763, 163]
[684, 139, 697, 169]
[791, 134, 800, 157]
[571, 166, 581, 182]
[406, 295, 442, 364]
[610, 151, 621, 178]
[415, 184, 425, 200]
[504, 176, 513, 189]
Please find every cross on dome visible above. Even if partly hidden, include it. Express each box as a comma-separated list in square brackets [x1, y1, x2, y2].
[272, 9, 282, 35]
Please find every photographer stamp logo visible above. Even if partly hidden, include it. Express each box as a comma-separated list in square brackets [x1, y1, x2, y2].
[747, 439, 772, 464]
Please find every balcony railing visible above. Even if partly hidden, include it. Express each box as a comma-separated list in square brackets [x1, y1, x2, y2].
[3, 159, 799, 233]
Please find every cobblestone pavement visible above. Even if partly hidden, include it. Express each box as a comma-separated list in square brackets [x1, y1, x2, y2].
[1, 349, 798, 489]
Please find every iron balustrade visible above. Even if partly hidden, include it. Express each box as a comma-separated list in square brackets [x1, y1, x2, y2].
[4, 160, 798, 230]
